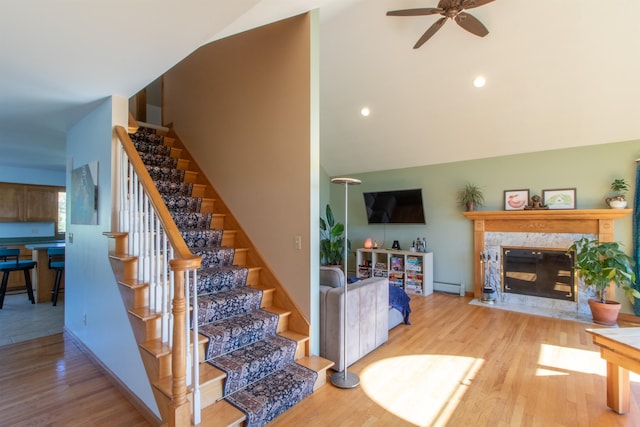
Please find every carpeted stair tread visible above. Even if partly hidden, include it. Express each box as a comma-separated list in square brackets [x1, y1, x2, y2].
[145, 165, 185, 183]
[135, 125, 316, 423]
[197, 287, 263, 325]
[153, 180, 193, 196]
[161, 194, 202, 213]
[129, 129, 164, 144]
[225, 362, 318, 427]
[200, 310, 280, 360]
[170, 212, 212, 230]
[193, 246, 236, 269]
[210, 334, 297, 396]
[181, 228, 223, 248]
[139, 152, 178, 169]
[133, 140, 171, 156]
[196, 266, 249, 294]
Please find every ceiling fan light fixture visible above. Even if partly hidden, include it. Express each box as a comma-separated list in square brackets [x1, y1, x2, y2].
[360, 107, 371, 117]
[473, 76, 486, 88]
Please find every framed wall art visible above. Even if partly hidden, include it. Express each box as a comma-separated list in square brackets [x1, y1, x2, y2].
[70, 160, 99, 224]
[504, 189, 529, 211]
[542, 188, 576, 210]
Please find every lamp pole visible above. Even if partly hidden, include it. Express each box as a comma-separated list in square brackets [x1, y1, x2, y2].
[330, 177, 361, 389]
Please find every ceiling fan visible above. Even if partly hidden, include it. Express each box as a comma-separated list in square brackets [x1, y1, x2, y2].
[387, 0, 494, 49]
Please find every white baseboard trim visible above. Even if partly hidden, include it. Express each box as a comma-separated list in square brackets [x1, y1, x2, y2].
[434, 281, 465, 296]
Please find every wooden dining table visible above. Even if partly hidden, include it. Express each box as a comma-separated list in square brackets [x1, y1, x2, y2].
[587, 327, 640, 414]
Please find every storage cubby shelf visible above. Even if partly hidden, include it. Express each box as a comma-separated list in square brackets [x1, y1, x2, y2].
[356, 248, 433, 295]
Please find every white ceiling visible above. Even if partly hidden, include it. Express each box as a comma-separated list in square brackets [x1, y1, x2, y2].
[1, 0, 639, 176]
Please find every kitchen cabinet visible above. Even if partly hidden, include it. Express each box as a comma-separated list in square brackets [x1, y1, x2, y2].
[0, 183, 63, 223]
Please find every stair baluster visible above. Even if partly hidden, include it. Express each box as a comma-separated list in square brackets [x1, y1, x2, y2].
[113, 126, 203, 425]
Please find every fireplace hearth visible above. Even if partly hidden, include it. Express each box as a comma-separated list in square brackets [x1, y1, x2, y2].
[502, 247, 575, 301]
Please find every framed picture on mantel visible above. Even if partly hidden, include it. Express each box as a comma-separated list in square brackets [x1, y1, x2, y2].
[504, 189, 529, 211]
[543, 188, 576, 210]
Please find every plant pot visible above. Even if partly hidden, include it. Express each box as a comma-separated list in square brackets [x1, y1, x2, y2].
[606, 197, 627, 209]
[588, 298, 621, 326]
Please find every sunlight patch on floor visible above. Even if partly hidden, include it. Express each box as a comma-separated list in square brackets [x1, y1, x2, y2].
[360, 355, 483, 427]
[537, 343, 604, 376]
[535, 367, 568, 376]
[536, 343, 640, 383]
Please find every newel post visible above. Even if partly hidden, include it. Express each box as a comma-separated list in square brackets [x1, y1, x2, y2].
[168, 256, 202, 427]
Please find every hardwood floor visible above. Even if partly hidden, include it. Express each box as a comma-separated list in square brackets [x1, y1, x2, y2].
[0, 332, 150, 427]
[272, 293, 640, 427]
[2, 293, 639, 426]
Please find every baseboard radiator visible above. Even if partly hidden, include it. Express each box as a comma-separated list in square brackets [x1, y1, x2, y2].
[434, 281, 465, 296]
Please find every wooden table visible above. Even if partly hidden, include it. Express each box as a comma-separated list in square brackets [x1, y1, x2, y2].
[24, 242, 65, 303]
[587, 327, 640, 414]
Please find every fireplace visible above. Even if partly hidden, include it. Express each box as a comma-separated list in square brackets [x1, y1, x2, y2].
[463, 209, 631, 317]
[502, 247, 576, 301]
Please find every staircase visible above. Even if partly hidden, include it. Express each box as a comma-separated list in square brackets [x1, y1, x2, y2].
[105, 121, 332, 426]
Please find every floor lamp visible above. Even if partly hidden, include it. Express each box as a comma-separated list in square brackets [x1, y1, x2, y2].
[330, 177, 361, 389]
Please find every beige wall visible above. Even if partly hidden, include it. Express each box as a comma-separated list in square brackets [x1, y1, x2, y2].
[163, 14, 314, 319]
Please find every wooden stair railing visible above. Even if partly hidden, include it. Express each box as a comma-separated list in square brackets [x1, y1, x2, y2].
[108, 120, 329, 426]
[111, 124, 203, 425]
[169, 256, 202, 427]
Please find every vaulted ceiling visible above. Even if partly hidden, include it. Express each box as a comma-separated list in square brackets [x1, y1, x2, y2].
[1, 0, 639, 176]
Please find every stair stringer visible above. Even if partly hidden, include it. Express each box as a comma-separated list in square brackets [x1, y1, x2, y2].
[104, 231, 173, 423]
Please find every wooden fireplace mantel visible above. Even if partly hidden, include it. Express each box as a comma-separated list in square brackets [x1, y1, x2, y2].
[463, 209, 632, 298]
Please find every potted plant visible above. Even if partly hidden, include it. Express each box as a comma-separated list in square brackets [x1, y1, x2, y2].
[569, 237, 640, 326]
[320, 204, 350, 265]
[606, 178, 630, 209]
[457, 183, 485, 212]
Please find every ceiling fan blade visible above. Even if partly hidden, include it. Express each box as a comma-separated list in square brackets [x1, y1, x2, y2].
[454, 12, 489, 37]
[461, 0, 495, 10]
[387, 8, 442, 17]
[413, 17, 448, 49]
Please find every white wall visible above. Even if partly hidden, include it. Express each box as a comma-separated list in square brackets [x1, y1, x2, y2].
[308, 9, 320, 353]
[65, 96, 158, 416]
[0, 165, 65, 186]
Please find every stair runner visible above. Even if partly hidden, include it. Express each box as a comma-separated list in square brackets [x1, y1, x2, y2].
[129, 128, 316, 426]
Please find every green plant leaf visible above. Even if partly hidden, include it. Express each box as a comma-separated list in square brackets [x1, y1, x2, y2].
[571, 237, 637, 303]
[325, 204, 335, 228]
[320, 204, 349, 266]
[329, 223, 344, 238]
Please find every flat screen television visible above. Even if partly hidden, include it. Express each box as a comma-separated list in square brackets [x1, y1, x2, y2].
[363, 188, 426, 224]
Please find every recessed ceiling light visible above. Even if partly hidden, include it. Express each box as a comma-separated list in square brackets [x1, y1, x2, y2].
[360, 107, 370, 117]
[473, 76, 486, 88]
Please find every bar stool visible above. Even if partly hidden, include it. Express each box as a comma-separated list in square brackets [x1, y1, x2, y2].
[0, 248, 36, 309]
[48, 247, 65, 306]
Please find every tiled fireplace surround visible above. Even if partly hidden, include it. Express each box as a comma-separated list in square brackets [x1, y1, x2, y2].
[464, 209, 632, 320]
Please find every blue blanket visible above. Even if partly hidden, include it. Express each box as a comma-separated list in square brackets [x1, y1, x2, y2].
[389, 285, 411, 325]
